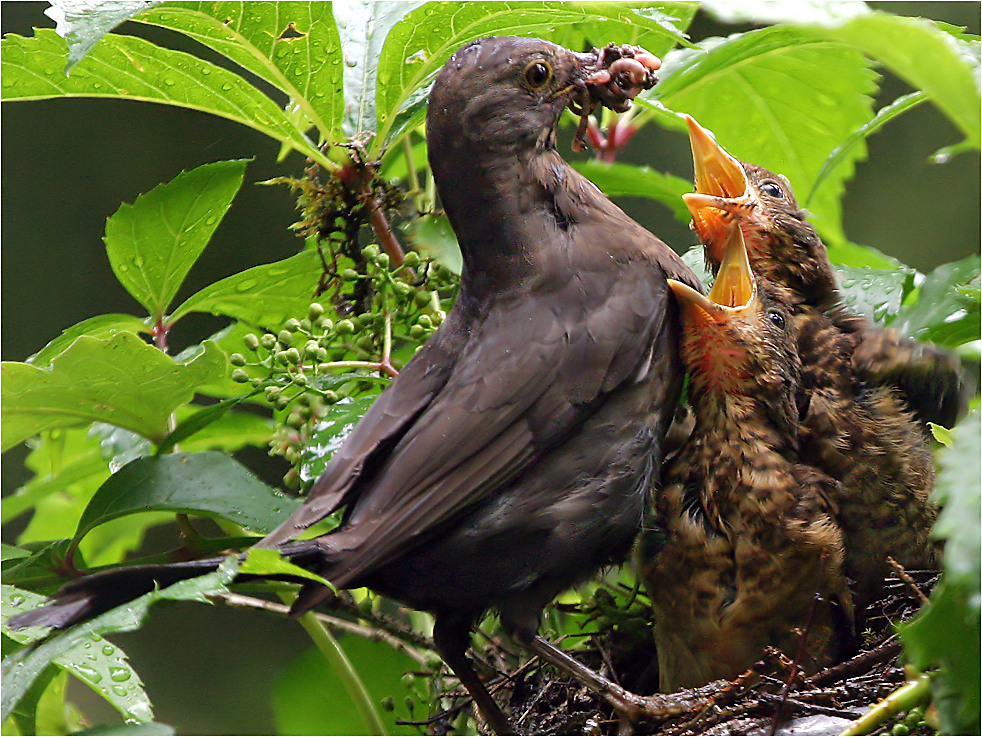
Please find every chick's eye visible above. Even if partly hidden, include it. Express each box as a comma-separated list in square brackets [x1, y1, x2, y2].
[766, 309, 786, 329]
[759, 181, 784, 198]
[524, 61, 552, 88]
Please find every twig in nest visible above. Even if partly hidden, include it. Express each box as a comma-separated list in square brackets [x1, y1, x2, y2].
[809, 636, 902, 688]
[887, 557, 930, 604]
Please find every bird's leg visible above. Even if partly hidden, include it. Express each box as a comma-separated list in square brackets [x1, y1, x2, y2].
[433, 617, 514, 735]
[527, 636, 708, 724]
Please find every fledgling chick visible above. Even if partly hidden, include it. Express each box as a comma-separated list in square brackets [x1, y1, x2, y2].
[637, 224, 854, 691]
[681, 118, 941, 608]
[682, 115, 971, 430]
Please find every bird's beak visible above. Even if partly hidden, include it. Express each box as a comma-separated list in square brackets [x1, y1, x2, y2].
[667, 223, 757, 327]
[681, 115, 753, 259]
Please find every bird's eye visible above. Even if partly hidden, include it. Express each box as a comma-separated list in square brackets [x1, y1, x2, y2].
[759, 181, 784, 198]
[766, 309, 786, 329]
[524, 61, 552, 89]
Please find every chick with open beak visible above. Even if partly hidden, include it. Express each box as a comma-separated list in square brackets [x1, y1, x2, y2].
[638, 222, 853, 690]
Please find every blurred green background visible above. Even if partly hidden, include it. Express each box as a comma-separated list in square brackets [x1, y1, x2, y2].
[2, 2, 979, 733]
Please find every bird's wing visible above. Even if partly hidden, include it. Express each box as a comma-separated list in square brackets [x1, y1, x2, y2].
[268, 262, 673, 584]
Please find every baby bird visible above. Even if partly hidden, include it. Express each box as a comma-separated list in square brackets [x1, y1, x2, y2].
[637, 224, 854, 691]
[682, 115, 970, 430]
[681, 118, 940, 607]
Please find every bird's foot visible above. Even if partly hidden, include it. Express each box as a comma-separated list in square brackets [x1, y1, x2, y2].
[528, 636, 714, 724]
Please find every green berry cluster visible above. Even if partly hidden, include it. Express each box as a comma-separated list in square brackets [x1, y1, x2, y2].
[229, 244, 459, 488]
[889, 706, 932, 735]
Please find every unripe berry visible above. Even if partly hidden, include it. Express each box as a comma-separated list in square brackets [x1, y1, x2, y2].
[341, 268, 360, 281]
[308, 302, 325, 319]
[231, 368, 251, 383]
[402, 251, 420, 268]
[336, 319, 355, 335]
[277, 329, 292, 344]
[285, 318, 302, 332]
[260, 333, 277, 350]
[229, 353, 247, 367]
[244, 333, 260, 350]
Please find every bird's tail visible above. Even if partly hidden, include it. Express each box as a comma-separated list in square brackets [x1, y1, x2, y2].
[6, 540, 328, 631]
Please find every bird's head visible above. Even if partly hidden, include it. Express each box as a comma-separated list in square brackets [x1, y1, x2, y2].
[427, 36, 659, 158]
[681, 116, 832, 305]
[667, 222, 800, 429]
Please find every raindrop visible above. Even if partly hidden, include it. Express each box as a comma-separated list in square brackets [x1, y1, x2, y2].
[9, 594, 24, 607]
[103, 645, 116, 655]
[112, 685, 128, 697]
[163, 78, 176, 86]
[110, 667, 132, 682]
[74, 664, 103, 683]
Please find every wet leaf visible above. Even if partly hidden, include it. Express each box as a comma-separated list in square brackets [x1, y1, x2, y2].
[44, 0, 162, 71]
[1, 335, 227, 451]
[170, 250, 322, 324]
[104, 160, 248, 319]
[572, 160, 693, 222]
[2, 585, 153, 724]
[72, 451, 302, 546]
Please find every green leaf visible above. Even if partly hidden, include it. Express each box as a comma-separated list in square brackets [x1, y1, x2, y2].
[299, 395, 379, 483]
[406, 213, 461, 274]
[71, 452, 301, 546]
[104, 159, 248, 318]
[238, 548, 331, 587]
[808, 91, 927, 204]
[45, 0, 164, 72]
[334, 0, 426, 140]
[28, 314, 151, 368]
[0, 30, 322, 162]
[136, 2, 344, 142]
[154, 395, 259, 455]
[2, 586, 153, 724]
[821, 12, 981, 151]
[890, 255, 981, 346]
[572, 160, 693, 222]
[900, 409, 981, 735]
[272, 638, 418, 736]
[170, 250, 322, 324]
[1, 334, 227, 451]
[697, 0, 870, 26]
[1, 428, 110, 525]
[836, 264, 914, 325]
[653, 25, 877, 247]
[372, 1, 691, 153]
[1, 559, 239, 723]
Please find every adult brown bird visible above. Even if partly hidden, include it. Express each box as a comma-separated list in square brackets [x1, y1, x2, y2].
[682, 115, 970, 430]
[638, 222, 853, 690]
[10, 37, 699, 733]
[681, 117, 939, 607]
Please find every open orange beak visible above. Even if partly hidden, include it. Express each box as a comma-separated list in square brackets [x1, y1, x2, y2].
[667, 221, 756, 328]
[681, 115, 752, 260]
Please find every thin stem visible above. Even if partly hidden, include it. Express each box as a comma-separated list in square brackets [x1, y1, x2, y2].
[402, 134, 424, 213]
[363, 189, 405, 267]
[219, 592, 432, 666]
[278, 591, 389, 736]
[379, 311, 397, 377]
[320, 359, 399, 378]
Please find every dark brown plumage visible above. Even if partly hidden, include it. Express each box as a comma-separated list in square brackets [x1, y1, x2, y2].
[638, 224, 853, 690]
[682, 115, 971, 430]
[11, 37, 698, 733]
[682, 117, 940, 609]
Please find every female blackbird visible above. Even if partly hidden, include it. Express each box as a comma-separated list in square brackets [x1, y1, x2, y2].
[11, 37, 698, 733]
[681, 118, 940, 608]
[638, 223, 853, 690]
[682, 115, 970, 430]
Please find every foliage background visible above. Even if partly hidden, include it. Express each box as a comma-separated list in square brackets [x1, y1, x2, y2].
[1, 1, 979, 734]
